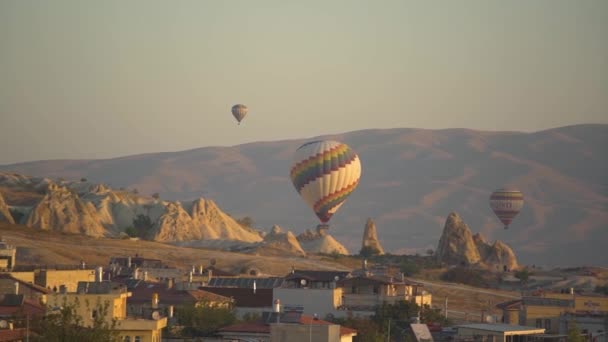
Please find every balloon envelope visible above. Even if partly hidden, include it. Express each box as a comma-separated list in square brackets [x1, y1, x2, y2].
[290, 140, 361, 223]
[489, 189, 524, 229]
[231, 104, 248, 124]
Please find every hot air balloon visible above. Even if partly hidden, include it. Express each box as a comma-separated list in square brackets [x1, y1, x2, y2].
[489, 189, 524, 229]
[231, 104, 248, 124]
[290, 140, 361, 226]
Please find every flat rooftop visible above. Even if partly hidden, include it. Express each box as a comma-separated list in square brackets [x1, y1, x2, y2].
[456, 323, 545, 334]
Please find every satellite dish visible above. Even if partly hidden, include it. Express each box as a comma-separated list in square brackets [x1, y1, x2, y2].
[152, 311, 160, 320]
[300, 279, 307, 286]
[0, 320, 7, 329]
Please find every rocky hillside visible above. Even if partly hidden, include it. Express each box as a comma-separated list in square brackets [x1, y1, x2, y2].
[1, 124, 607, 266]
[0, 173, 261, 243]
[436, 212, 518, 270]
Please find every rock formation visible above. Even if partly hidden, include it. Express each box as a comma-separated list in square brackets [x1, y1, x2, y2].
[436, 212, 518, 269]
[25, 184, 106, 237]
[0, 172, 263, 244]
[257, 225, 306, 256]
[0, 191, 15, 224]
[188, 199, 262, 242]
[297, 226, 349, 255]
[361, 218, 384, 255]
[436, 212, 481, 266]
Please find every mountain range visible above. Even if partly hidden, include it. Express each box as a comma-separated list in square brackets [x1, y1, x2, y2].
[1, 124, 606, 266]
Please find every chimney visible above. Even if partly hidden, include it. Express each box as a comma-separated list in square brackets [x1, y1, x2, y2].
[362, 259, 368, 270]
[95, 266, 103, 282]
[199, 265, 203, 275]
[143, 271, 148, 282]
[168, 305, 174, 318]
[134, 268, 139, 280]
[13, 281, 19, 295]
[80, 260, 86, 269]
[127, 256, 132, 268]
[253, 280, 257, 294]
[208, 269, 213, 281]
[152, 293, 159, 309]
[166, 278, 174, 289]
[273, 299, 281, 313]
[188, 271, 193, 283]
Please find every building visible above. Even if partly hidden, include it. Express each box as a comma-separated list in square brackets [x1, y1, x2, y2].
[0, 274, 49, 304]
[202, 286, 273, 319]
[109, 255, 182, 282]
[0, 240, 16, 271]
[273, 270, 348, 318]
[559, 312, 608, 342]
[47, 279, 167, 342]
[34, 267, 97, 293]
[496, 291, 608, 334]
[218, 311, 357, 342]
[455, 323, 546, 341]
[337, 275, 431, 314]
[0, 293, 46, 341]
[124, 279, 233, 319]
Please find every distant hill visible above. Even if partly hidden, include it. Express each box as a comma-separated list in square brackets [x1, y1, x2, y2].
[1, 124, 607, 266]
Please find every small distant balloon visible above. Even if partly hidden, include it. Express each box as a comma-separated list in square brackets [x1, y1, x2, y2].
[231, 104, 248, 125]
[290, 140, 361, 225]
[489, 189, 524, 229]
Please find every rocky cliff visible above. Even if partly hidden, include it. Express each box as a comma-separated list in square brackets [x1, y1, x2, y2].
[297, 226, 349, 255]
[436, 212, 518, 269]
[361, 218, 384, 255]
[0, 191, 15, 224]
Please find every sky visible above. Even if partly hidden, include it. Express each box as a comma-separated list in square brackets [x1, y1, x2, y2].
[1, 0, 607, 165]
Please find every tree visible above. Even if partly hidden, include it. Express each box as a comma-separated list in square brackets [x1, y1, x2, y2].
[514, 268, 531, 283]
[152, 192, 160, 200]
[236, 216, 254, 228]
[567, 320, 585, 342]
[175, 303, 236, 337]
[400, 259, 421, 277]
[31, 297, 120, 342]
[360, 246, 383, 258]
[132, 214, 153, 239]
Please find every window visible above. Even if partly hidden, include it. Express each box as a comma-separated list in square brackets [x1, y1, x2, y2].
[373, 285, 379, 294]
[351, 286, 356, 294]
[544, 319, 551, 331]
[134, 336, 141, 342]
[123, 337, 131, 342]
[535, 319, 542, 328]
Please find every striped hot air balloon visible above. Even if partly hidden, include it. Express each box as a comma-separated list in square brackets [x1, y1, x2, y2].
[489, 189, 524, 229]
[231, 104, 248, 124]
[290, 140, 361, 224]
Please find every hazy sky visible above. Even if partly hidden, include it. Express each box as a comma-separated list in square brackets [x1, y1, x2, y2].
[1, 1, 606, 165]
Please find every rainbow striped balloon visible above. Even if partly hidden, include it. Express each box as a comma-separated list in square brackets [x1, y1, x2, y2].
[290, 140, 361, 223]
[489, 189, 524, 229]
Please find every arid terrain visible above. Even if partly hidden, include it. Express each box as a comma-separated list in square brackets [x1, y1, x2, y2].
[2, 124, 606, 266]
